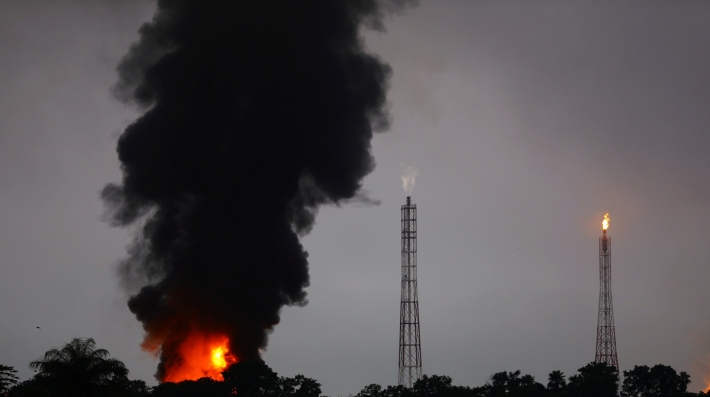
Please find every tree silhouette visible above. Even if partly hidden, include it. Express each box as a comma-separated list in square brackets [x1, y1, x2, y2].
[151, 377, 225, 397]
[567, 362, 618, 397]
[0, 365, 19, 393]
[28, 337, 129, 397]
[220, 360, 325, 397]
[413, 375, 453, 397]
[470, 370, 546, 397]
[355, 383, 419, 397]
[278, 374, 322, 397]
[109, 378, 150, 397]
[546, 370, 566, 395]
[621, 364, 693, 397]
[222, 359, 280, 397]
[6, 378, 51, 397]
[356, 384, 386, 397]
[487, 370, 522, 395]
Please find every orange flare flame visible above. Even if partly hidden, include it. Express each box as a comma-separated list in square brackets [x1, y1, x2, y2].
[602, 213, 610, 231]
[163, 333, 236, 383]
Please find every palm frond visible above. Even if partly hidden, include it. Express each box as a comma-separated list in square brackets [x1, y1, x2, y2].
[29, 337, 130, 394]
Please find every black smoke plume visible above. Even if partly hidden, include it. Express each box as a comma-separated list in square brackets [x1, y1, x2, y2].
[103, 0, 411, 381]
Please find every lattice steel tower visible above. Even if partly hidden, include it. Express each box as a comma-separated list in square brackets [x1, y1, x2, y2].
[595, 213, 618, 370]
[399, 196, 422, 388]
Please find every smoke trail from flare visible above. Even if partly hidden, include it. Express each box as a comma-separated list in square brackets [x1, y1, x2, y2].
[103, 0, 414, 381]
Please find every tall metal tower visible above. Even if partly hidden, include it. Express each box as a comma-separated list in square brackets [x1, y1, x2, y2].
[595, 213, 619, 370]
[399, 196, 422, 388]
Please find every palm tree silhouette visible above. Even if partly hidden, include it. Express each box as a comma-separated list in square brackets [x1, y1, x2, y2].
[30, 337, 128, 397]
[0, 364, 19, 393]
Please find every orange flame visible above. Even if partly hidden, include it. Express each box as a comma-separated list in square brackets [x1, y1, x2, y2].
[163, 333, 237, 383]
[602, 213, 610, 231]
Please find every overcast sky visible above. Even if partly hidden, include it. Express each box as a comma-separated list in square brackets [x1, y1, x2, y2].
[2, 1, 710, 395]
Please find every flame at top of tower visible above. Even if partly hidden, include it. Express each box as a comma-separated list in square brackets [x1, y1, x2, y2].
[602, 213, 610, 231]
[402, 166, 418, 196]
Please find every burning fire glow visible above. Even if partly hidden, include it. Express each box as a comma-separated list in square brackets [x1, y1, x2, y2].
[161, 333, 237, 383]
[602, 213, 610, 231]
[401, 165, 418, 195]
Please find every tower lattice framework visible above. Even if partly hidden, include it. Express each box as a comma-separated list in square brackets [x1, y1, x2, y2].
[595, 229, 619, 370]
[399, 196, 422, 388]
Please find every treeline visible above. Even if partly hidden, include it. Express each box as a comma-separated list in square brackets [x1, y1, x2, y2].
[1, 338, 708, 397]
[357, 363, 705, 397]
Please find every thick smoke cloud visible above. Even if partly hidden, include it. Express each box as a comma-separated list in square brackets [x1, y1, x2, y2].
[103, 0, 410, 380]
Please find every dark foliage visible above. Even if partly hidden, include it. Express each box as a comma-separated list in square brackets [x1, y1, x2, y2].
[9, 338, 147, 397]
[111, 378, 151, 397]
[10, 338, 710, 397]
[545, 370, 565, 396]
[222, 360, 280, 397]
[477, 371, 546, 397]
[566, 362, 618, 397]
[27, 338, 129, 397]
[221, 359, 321, 397]
[413, 375, 453, 397]
[7, 378, 51, 397]
[621, 364, 694, 397]
[355, 371, 546, 397]
[151, 377, 226, 397]
[355, 383, 417, 397]
[348, 362, 710, 397]
[0, 365, 19, 394]
[277, 374, 322, 397]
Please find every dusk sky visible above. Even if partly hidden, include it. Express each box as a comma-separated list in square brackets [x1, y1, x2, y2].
[2, 1, 710, 396]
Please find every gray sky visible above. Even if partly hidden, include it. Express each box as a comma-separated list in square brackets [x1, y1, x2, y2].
[2, 1, 710, 395]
